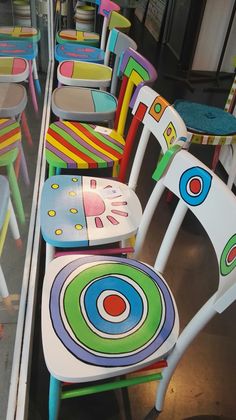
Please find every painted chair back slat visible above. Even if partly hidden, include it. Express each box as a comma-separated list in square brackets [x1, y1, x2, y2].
[114, 49, 158, 137]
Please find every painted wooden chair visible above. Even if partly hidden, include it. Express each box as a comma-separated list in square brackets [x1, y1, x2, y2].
[45, 49, 157, 179]
[173, 74, 236, 188]
[41, 86, 187, 263]
[56, 0, 121, 48]
[53, 29, 137, 123]
[0, 42, 40, 112]
[55, 9, 131, 64]
[0, 26, 41, 95]
[0, 118, 25, 224]
[41, 145, 236, 420]
[0, 175, 21, 309]
[56, 29, 137, 92]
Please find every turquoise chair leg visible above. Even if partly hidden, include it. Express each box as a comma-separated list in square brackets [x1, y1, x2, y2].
[7, 164, 25, 224]
[49, 375, 61, 420]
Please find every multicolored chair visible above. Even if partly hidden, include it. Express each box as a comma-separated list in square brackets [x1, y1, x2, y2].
[56, 0, 121, 48]
[41, 86, 187, 263]
[173, 74, 236, 188]
[55, 10, 131, 63]
[45, 49, 157, 178]
[56, 28, 137, 91]
[0, 40, 40, 110]
[41, 144, 236, 420]
[0, 118, 25, 224]
[53, 29, 137, 123]
[0, 175, 21, 309]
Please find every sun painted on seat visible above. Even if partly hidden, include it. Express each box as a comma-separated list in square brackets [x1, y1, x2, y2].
[40, 176, 132, 247]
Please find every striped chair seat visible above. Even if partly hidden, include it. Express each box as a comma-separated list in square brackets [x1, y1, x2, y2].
[56, 30, 99, 47]
[45, 121, 125, 174]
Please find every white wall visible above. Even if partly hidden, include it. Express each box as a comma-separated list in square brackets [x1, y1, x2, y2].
[192, 0, 236, 72]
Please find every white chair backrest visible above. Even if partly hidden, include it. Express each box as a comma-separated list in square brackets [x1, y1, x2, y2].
[136, 148, 236, 314]
[128, 85, 188, 191]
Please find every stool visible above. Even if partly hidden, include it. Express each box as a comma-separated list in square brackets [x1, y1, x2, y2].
[0, 41, 39, 112]
[0, 118, 25, 224]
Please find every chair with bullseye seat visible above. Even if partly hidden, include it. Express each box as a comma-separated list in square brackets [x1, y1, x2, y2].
[41, 86, 187, 263]
[41, 143, 236, 419]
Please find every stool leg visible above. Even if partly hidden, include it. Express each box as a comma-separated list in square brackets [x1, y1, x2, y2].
[7, 163, 25, 224]
[49, 375, 61, 420]
[8, 199, 22, 248]
[212, 145, 221, 171]
[29, 60, 39, 113]
[33, 58, 42, 96]
[21, 111, 33, 147]
[19, 144, 30, 186]
[0, 264, 9, 299]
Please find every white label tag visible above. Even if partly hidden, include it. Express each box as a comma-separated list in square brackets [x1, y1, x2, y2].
[94, 126, 112, 135]
[101, 187, 122, 199]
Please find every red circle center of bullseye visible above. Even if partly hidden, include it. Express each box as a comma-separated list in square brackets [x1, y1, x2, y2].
[103, 295, 126, 316]
[228, 246, 236, 263]
[189, 178, 201, 194]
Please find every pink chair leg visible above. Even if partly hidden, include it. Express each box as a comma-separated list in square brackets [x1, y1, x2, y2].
[29, 60, 39, 114]
[21, 111, 33, 147]
[212, 145, 221, 171]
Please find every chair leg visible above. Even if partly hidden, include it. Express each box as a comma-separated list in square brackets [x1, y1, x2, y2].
[227, 145, 236, 190]
[33, 58, 42, 96]
[28, 60, 39, 113]
[21, 111, 33, 147]
[49, 375, 61, 420]
[211, 145, 221, 171]
[8, 199, 22, 248]
[7, 163, 25, 224]
[0, 263, 9, 299]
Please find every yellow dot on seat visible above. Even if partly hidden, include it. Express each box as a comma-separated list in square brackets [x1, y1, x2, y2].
[48, 210, 56, 217]
[70, 208, 78, 214]
[55, 229, 63, 235]
[72, 177, 78, 182]
[75, 224, 83, 230]
[51, 184, 59, 189]
[69, 191, 76, 197]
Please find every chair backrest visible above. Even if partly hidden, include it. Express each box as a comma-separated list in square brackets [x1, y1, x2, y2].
[96, 0, 121, 50]
[148, 149, 236, 315]
[224, 74, 236, 115]
[118, 85, 187, 183]
[114, 49, 158, 139]
[104, 28, 137, 95]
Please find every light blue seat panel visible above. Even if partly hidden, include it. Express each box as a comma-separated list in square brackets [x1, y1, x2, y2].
[55, 43, 105, 63]
[0, 40, 38, 60]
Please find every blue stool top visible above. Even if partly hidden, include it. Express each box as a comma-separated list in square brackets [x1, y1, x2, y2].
[0, 40, 38, 60]
[174, 100, 236, 136]
[0, 175, 9, 230]
[55, 43, 105, 63]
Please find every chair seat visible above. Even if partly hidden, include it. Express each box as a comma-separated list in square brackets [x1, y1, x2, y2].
[0, 118, 21, 157]
[174, 100, 236, 136]
[0, 83, 27, 117]
[40, 174, 142, 247]
[52, 87, 117, 122]
[46, 120, 125, 170]
[0, 26, 40, 42]
[41, 254, 179, 382]
[0, 40, 38, 60]
[56, 29, 100, 46]
[58, 60, 112, 88]
[55, 44, 105, 63]
[0, 57, 29, 82]
[0, 175, 9, 230]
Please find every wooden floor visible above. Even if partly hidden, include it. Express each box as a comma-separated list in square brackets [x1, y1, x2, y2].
[1, 10, 236, 420]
